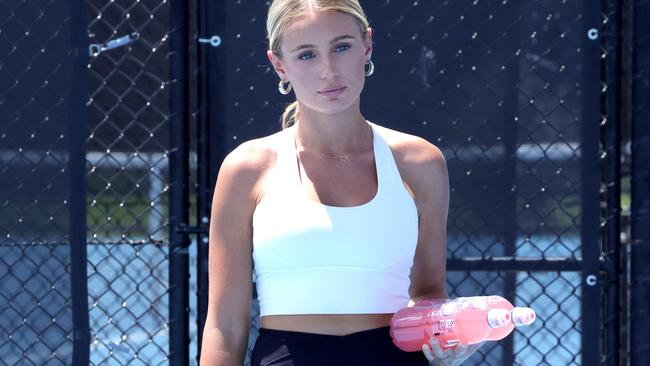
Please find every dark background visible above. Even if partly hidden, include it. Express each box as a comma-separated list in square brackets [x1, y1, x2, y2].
[0, 0, 647, 365]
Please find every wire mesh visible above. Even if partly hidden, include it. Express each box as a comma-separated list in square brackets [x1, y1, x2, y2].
[368, 0, 586, 259]
[85, 0, 173, 365]
[1, 0, 76, 364]
[445, 271, 582, 365]
[86, 0, 170, 244]
[0, 1, 73, 245]
[378, 2, 590, 364]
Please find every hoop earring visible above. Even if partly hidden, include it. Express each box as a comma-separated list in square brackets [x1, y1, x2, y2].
[365, 59, 374, 76]
[278, 79, 292, 95]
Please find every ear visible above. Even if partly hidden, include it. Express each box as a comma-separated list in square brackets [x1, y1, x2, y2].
[364, 27, 373, 61]
[267, 50, 288, 80]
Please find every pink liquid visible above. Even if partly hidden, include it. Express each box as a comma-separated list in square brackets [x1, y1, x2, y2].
[389, 296, 535, 352]
[471, 295, 515, 341]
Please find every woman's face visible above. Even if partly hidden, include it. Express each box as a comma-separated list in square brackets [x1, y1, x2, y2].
[268, 10, 372, 114]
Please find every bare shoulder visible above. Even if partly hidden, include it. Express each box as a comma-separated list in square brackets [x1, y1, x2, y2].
[217, 129, 287, 203]
[221, 131, 282, 172]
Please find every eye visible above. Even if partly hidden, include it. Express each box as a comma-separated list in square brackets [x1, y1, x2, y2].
[298, 51, 314, 61]
[335, 44, 351, 52]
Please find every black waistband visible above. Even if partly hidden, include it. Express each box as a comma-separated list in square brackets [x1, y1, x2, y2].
[258, 325, 391, 343]
[252, 325, 430, 365]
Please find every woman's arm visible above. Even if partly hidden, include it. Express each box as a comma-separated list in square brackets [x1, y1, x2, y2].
[398, 137, 450, 304]
[199, 141, 269, 366]
[398, 136, 483, 366]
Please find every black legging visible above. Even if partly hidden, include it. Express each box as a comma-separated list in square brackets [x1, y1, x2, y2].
[251, 326, 430, 366]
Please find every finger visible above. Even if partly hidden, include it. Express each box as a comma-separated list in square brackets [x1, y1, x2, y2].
[448, 344, 468, 363]
[429, 338, 446, 360]
[453, 344, 468, 357]
[421, 343, 435, 362]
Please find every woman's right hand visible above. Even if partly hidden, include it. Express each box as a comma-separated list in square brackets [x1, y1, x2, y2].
[421, 338, 484, 366]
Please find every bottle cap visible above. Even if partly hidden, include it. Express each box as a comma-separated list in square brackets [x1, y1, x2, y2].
[487, 308, 511, 328]
[512, 307, 536, 326]
[441, 301, 458, 316]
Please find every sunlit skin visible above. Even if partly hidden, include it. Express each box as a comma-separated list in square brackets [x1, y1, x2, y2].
[267, 9, 374, 157]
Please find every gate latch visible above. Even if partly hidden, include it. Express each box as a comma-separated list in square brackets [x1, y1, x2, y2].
[89, 32, 140, 57]
[198, 35, 222, 47]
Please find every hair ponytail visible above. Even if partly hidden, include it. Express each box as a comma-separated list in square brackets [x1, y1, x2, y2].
[281, 101, 299, 129]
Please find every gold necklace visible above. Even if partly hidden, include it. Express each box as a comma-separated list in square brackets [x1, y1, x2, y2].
[295, 124, 360, 162]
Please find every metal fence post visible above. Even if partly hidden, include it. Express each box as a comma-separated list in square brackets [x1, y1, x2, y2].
[69, 0, 90, 364]
[630, 1, 650, 364]
[601, 0, 623, 363]
[196, 0, 228, 360]
[581, 2, 604, 365]
[619, 0, 635, 364]
[169, 0, 191, 364]
[196, 0, 210, 355]
[500, 4, 522, 365]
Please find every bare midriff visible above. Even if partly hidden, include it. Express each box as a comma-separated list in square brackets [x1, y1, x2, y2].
[260, 313, 395, 336]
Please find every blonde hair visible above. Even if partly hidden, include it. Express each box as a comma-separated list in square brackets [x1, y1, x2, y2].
[266, 0, 370, 129]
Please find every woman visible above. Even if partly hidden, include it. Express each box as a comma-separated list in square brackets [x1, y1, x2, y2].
[199, 1, 483, 365]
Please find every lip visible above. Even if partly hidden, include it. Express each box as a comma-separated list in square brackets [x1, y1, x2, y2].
[318, 86, 346, 97]
[319, 86, 346, 93]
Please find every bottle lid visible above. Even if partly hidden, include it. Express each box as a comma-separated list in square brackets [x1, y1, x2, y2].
[441, 301, 458, 316]
[487, 308, 511, 328]
[512, 307, 536, 326]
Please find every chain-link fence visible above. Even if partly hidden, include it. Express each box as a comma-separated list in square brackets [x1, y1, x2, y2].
[85, 0, 175, 364]
[1, 0, 646, 365]
[1, 0, 78, 364]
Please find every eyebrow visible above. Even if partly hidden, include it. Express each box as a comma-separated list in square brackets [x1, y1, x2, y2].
[290, 35, 355, 52]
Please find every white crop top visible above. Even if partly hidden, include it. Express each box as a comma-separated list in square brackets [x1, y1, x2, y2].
[252, 122, 419, 316]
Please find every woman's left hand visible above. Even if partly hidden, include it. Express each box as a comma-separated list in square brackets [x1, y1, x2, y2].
[421, 338, 484, 366]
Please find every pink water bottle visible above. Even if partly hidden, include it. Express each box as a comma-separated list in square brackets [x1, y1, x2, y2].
[389, 296, 535, 352]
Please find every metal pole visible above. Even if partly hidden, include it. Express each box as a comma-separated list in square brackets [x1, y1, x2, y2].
[501, 3, 522, 364]
[602, 0, 622, 363]
[502, 24, 517, 366]
[68, 0, 90, 364]
[630, 1, 650, 364]
[169, 0, 190, 364]
[196, 0, 228, 360]
[196, 0, 210, 354]
[581, 2, 604, 365]
[619, 0, 635, 363]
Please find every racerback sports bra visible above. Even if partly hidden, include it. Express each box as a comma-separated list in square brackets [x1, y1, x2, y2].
[252, 121, 419, 316]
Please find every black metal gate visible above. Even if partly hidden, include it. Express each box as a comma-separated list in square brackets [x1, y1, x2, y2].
[1, 0, 648, 365]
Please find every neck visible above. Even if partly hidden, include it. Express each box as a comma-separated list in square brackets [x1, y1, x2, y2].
[294, 103, 370, 156]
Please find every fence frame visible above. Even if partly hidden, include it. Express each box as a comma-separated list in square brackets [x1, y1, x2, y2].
[629, 1, 650, 364]
[69, 0, 91, 364]
[169, 0, 192, 365]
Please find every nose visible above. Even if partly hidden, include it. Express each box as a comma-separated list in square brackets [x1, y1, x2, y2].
[320, 55, 339, 79]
